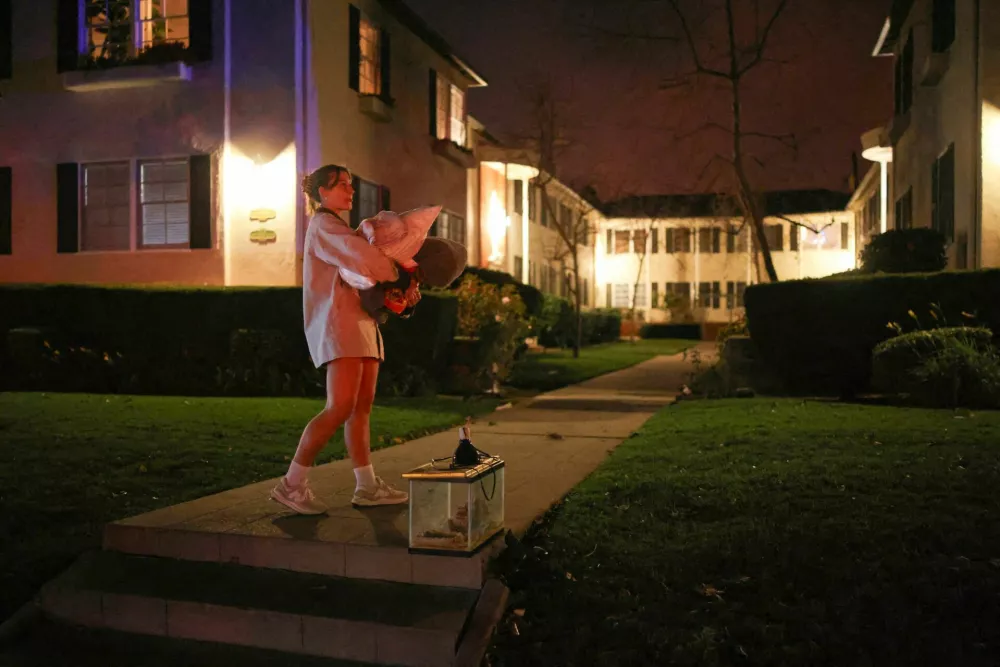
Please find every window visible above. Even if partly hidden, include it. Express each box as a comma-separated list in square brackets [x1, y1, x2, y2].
[650, 281, 659, 309]
[799, 225, 840, 250]
[614, 230, 630, 254]
[435, 75, 449, 140]
[667, 282, 691, 306]
[514, 256, 523, 281]
[613, 283, 630, 308]
[82, 162, 131, 251]
[764, 224, 784, 251]
[895, 189, 913, 230]
[86, 0, 190, 62]
[698, 227, 721, 253]
[430, 72, 467, 147]
[711, 282, 721, 309]
[727, 281, 747, 308]
[606, 229, 613, 254]
[697, 282, 711, 308]
[355, 179, 381, 222]
[358, 14, 382, 96]
[651, 227, 659, 253]
[666, 227, 692, 253]
[790, 225, 799, 251]
[932, 0, 956, 53]
[449, 84, 466, 146]
[726, 224, 749, 252]
[512, 180, 524, 216]
[634, 283, 647, 307]
[841, 222, 850, 250]
[894, 31, 914, 116]
[139, 158, 189, 247]
[633, 230, 647, 254]
[932, 144, 955, 242]
[560, 203, 572, 228]
[431, 210, 466, 245]
[528, 183, 538, 221]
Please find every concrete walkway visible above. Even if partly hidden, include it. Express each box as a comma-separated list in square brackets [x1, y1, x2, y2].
[109, 342, 714, 549]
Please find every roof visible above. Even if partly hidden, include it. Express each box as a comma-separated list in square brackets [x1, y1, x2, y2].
[873, 0, 914, 56]
[378, 0, 488, 87]
[601, 189, 852, 219]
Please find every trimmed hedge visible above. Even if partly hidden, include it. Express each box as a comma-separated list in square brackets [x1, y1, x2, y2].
[639, 323, 701, 340]
[744, 269, 1000, 395]
[0, 284, 457, 396]
[452, 267, 544, 318]
[536, 295, 621, 348]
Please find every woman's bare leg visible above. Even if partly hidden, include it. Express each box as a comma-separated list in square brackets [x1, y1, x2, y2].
[292, 358, 363, 467]
[344, 358, 379, 469]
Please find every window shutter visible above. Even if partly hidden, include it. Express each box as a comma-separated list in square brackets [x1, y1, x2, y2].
[188, 0, 213, 62]
[381, 185, 391, 211]
[775, 225, 784, 251]
[651, 227, 658, 253]
[56, 162, 79, 253]
[1, 0, 11, 80]
[0, 166, 10, 255]
[712, 227, 721, 253]
[428, 69, 437, 136]
[841, 222, 849, 250]
[726, 225, 736, 252]
[605, 229, 612, 254]
[789, 224, 798, 251]
[666, 228, 675, 253]
[348, 5, 360, 92]
[56, 0, 79, 73]
[350, 175, 361, 228]
[189, 154, 212, 249]
[380, 29, 391, 102]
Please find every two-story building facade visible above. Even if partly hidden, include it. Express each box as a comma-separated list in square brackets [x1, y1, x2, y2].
[0, 0, 485, 286]
[851, 0, 1000, 269]
[598, 190, 855, 325]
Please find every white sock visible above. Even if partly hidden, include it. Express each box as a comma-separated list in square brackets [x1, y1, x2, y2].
[286, 461, 309, 487]
[354, 464, 377, 491]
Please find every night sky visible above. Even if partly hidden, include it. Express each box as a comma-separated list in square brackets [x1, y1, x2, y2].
[406, 0, 894, 201]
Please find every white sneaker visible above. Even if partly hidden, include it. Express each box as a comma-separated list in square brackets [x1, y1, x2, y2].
[352, 476, 409, 507]
[270, 477, 328, 515]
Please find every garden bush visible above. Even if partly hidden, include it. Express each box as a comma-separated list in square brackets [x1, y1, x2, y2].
[859, 228, 947, 274]
[873, 326, 1000, 408]
[451, 266, 544, 318]
[535, 295, 621, 348]
[744, 269, 1000, 396]
[0, 284, 457, 396]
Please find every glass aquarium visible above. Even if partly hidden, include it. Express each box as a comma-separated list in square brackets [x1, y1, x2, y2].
[402, 457, 505, 556]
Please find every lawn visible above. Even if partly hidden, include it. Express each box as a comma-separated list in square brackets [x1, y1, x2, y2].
[0, 392, 500, 622]
[508, 338, 694, 391]
[488, 399, 1000, 667]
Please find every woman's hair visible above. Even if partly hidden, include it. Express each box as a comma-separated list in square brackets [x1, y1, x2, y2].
[301, 164, 351, 214]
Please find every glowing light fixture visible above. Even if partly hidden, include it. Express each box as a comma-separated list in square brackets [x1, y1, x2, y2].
[486, 190, 510, 264]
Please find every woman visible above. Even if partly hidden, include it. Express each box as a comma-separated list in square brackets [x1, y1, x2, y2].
[270, 164, 412, 515]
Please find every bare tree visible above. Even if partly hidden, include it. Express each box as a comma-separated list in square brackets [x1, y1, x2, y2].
[580, 0, 796, 282]
[509, 79, 600, 358]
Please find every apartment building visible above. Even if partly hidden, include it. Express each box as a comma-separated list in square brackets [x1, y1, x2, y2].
[0, 0, 486, 286]
[851, 0, 1000, 269]
[597, 190, 855, 324]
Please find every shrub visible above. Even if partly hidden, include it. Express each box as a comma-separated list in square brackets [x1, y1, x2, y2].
[873, 327, 1000, 408]
[451, 266, 544, 318]
[715, 316, 749, 356]
[536, 296, 621, 348]
[860, 228, 947, 274]
[744, 269, 1000, 396]
[0, 284, 457, 396]
[639, 323, 701, 340]
[449, 276, 529, 394]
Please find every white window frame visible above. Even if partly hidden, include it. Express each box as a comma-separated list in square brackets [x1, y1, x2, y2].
[78, 155, 192, 253]
[84, 0, 191, 61]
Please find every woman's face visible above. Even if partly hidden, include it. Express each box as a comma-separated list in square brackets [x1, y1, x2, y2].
[318, 170, 354, 212]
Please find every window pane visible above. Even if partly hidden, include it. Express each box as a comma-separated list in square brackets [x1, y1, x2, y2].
[82, 161, 131, 251]
[138, 0, 190, 50]
[436, 76, 450, 140]
[449, 84, 466, 146]
[358, 17, 382, 96]
[140, 158, 190, 247]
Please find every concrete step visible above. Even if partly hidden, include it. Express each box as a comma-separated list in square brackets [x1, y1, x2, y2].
[102, 483, 505, 590]
[38, 551, 484, 667]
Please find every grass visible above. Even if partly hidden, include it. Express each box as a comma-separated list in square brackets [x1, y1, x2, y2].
[508, 338, 694, 391]
[488, 398, 1000, 667]
[0, 392, 500, 622]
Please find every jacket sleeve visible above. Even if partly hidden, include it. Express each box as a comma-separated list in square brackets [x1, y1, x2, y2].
[309, 222, 399, 284]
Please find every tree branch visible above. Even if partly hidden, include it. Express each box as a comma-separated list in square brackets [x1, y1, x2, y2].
[776, 214, 834, 234]
[738, 0, 790, 76]
[665, 0, 730, 79]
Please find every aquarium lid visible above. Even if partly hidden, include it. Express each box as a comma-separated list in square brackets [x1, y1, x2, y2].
[402, 456, 505, 482]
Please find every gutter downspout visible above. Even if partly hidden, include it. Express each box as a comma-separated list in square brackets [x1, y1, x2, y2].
[973, 0, 983, 268]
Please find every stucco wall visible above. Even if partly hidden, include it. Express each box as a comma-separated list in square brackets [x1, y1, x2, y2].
[0, 0, 228, 285]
